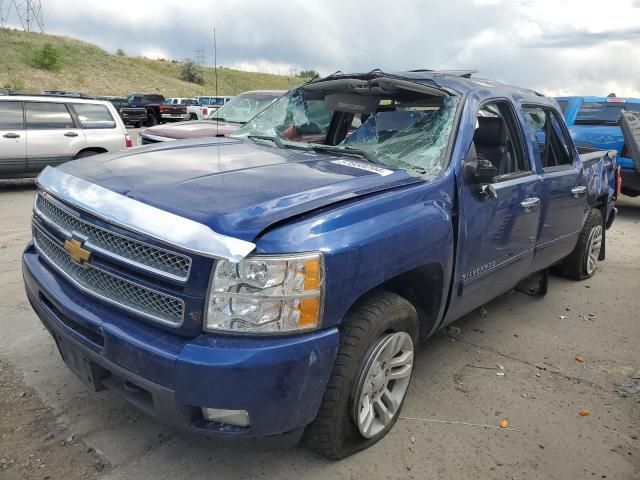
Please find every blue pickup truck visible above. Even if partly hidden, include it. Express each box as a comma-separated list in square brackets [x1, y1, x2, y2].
[23, 70, 618, 459]
[556, 95, 639, 196]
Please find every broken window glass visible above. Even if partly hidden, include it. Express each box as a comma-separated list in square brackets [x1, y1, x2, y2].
[342, 96, 460, 177]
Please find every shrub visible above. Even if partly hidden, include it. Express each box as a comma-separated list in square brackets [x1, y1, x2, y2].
[116, 48, 126, 56]
[33, 43, 60, 70]
[180, 60, 205, 85]
[2, 79, 26, 91]
[298, 69, 319, 78]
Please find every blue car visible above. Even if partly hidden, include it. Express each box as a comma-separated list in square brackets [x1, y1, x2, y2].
[24, 70, 618, 459]
[556, 95, 640, 196]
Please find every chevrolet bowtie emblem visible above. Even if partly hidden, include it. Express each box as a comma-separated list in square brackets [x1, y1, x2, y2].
[64, 238, 92, 264]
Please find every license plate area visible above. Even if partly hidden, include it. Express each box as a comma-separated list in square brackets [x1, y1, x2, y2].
[55, 335, 109, 391]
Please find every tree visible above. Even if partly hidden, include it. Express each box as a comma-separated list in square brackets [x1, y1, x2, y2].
[180, 60, 205, 85]
[298, 69, 319, 79]
[116, 48, 126, 56]
[33, 43, 60, 70]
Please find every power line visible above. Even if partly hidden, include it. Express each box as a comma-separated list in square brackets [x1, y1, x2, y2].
[2, 0, 45, 32]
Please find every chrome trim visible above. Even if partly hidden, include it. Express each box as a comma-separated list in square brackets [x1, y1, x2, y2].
[34, 192, 192, 282]
[36, 167, 256, 263]
[33, 224, 185, 327]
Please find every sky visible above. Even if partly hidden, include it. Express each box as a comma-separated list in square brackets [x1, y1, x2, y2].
[5, 0, 640, 96]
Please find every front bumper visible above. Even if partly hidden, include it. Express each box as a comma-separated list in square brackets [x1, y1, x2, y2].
[161, 113, 187, 121]
[22, 244, 339, 440]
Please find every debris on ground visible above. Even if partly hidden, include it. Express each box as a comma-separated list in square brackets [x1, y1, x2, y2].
[499, 419, 509, 429]
[479, 306, 488, 318]
[467, 364, 497, 370]
[588, 313, 597, 321]
[400, 416, 523, 432]
[565, 306, 572, 311]
[575, 355, 585, 363]
[447, 326, 461, 335]
[578, 409, 591, 416]
[559, 315, 568, 320]
[614, 381, 640, 396]
[496, 372, 505, 377]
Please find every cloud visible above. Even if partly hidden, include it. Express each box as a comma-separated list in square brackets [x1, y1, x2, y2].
[22, 0, 640, 97]
[524, 27, 640, 48]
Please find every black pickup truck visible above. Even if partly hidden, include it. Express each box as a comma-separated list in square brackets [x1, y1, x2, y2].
[117, 94, 166, 127]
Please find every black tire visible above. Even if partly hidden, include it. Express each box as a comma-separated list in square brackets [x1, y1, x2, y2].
[145, 112, 158, 127]
[305, 290, 419, 459]
[188, 113, 197, 121]
[74, 150, 99, 159]
[556, 208, 603, 280]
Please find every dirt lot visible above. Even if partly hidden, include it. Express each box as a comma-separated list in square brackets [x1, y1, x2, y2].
[0, 179, 638, 480]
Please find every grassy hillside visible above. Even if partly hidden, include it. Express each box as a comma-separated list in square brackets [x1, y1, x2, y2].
[0, 29, 304, 97]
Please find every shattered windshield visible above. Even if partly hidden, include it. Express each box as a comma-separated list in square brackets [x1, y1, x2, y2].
[210, 93, 285, 124]
[233, 83, 459, 178]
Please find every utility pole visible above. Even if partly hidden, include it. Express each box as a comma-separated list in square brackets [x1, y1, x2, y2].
[194, 47, 205, 65]
[4, 0, 45, 32]
[213, 27, 218, 97]
[0, 0, 7, 28]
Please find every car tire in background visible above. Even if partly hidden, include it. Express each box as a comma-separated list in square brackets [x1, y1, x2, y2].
[556, 208, 603, 280]
[306, 290, 418, 459]
[145, 112, 158, 127]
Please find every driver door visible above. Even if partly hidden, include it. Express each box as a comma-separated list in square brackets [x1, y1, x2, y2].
[447, 100, 542, 321]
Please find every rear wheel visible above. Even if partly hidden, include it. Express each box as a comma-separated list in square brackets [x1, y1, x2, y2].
[145, 112, 158, 127]
[188, 113, 197, 120]
[306, 290, 418, 459]
[556, 208, 603, 280]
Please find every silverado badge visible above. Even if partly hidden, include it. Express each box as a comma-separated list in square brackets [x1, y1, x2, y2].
[64, 238, 91, 264]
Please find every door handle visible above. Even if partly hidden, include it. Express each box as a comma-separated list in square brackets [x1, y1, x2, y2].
[64, 132, 79, 137]
[571, 186, 587, 198]
[3, 133, 20, 139]
[520, 197, 540, 212]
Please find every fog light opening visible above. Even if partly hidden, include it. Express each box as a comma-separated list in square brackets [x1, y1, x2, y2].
[201, 407, 250, 427]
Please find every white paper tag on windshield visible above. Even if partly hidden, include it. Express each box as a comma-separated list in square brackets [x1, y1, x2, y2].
[331, 159, 394, 176]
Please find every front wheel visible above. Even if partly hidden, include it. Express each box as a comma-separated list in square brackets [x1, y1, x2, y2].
[305, 290, 418, 459]
[556, 208, 603, 280]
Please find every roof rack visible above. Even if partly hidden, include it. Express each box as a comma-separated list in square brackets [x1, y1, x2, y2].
[2, 91, 104, 100]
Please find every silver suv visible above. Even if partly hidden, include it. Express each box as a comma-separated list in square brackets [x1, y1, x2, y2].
[0, 95, 131, 179]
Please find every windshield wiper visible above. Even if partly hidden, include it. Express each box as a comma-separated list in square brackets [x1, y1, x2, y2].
[247, 134, 286, 148]
[311, 145, 380, 164]
[247, 135, 310, 151]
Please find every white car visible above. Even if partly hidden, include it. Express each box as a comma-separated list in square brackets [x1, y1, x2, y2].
[0, 95, 132, 179]
[186, 96, 233, 120]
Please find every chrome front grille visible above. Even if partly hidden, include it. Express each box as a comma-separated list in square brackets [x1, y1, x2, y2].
[33, 227, 185, 326]
[35, 193, 191, 281]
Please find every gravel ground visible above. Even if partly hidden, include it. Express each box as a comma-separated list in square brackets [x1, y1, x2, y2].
[0, 179, 638, 480]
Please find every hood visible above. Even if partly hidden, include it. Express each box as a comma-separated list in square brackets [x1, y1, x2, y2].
[58, 138, 422, 242]
[142, 120, 240, 140]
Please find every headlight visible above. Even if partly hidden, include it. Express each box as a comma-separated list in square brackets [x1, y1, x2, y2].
[205, 253, 323, 334]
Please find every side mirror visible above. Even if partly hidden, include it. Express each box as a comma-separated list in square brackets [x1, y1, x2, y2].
[464, 157, 497, 185]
